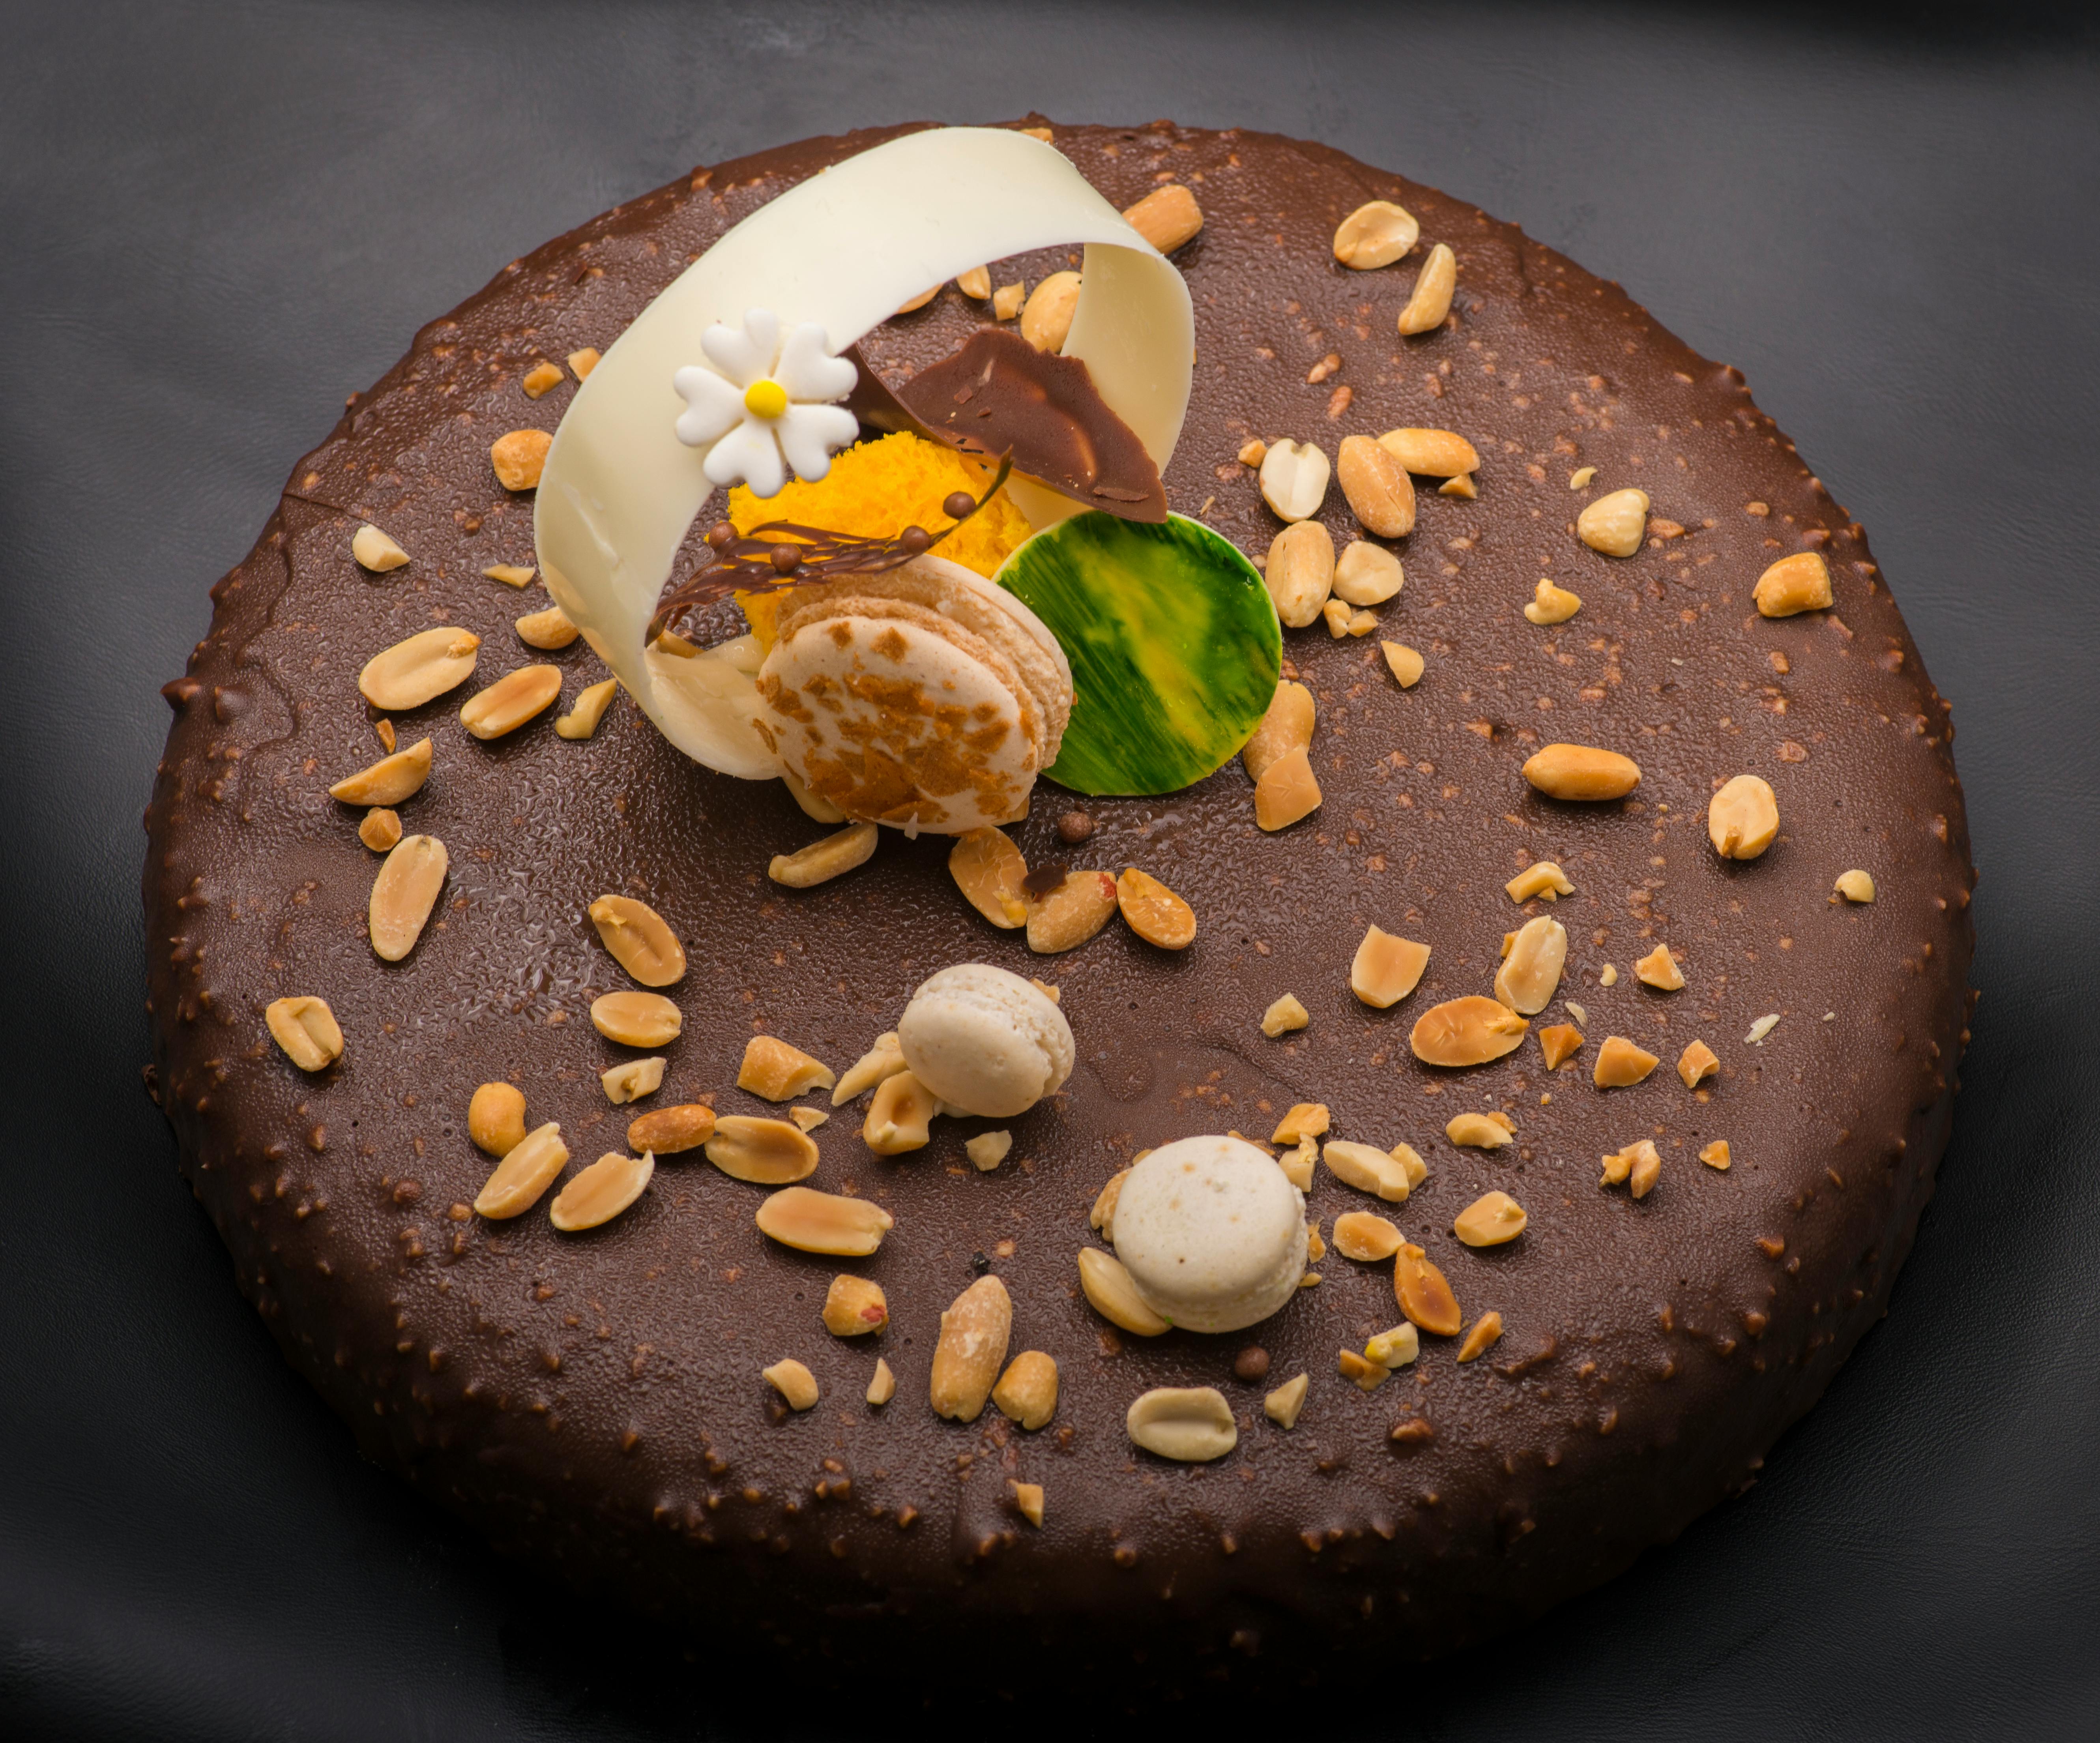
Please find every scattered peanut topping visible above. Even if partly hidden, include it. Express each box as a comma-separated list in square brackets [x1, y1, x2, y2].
[769, 822, 878, 888]
[1522, 743, 1642, 801]
[1376, 427, 1479, 477]
[1439, 474, 1477, 500]
[1263, 518, 1336, 626]
[863, 1070, 937, 1154]
[1116, 867, 1196, 949]
[1600, 1138, 1662, 1197]
[1237, 437, 1268, 467]
[1336, 433, 1417, 540]
[265, 997, 343, 1073]
[1745, 1013, 1781, 1045]
[1010, 1481, 1046, 1527]
[359, 629, 480, 712]
[516, 360, 565, 401]
[566, 346, 601, 379]
[460, 663, 563, 739]
[1333, 1211, 1404, 1261]
[1123, 182, 1204, 253]
[1321, 597, 1377, 637]
[1495, 915, 1568, 1015]
[514, 603, 578, 650]
[1396, 242, 1456, 335]
[930, 1275, 1012, 1422]
[1576, 487, 1649, 557]
[756, 1185, 893, 1256]
[737, 1035, 835, 1101]
[1261, 993, 1310, 1037]
[1272, 1103, 1330, 1145]
[469, 1082, 528, 1156]
[1278, 1138, 1316, 1193]
[1635, 944, 1686, 991]
[588, 894, 687, 987]
[1367, 1324, 1421, 1369]
[894, 286, 940, 315]
[1305, 1219, 1327, 1263]
[955, 1129, 1009, 1173]
[627, 1102, 715, 1155]
[1412, 995, 1528, 1067]
[1089, 1168, 1129, 1240]
[832, 1033, 906, 1105]
[1456, 1312, 1504, 1363]
[866, 1358, 897, 1406]
[1026, 869, 1119, 953]
[1265, 1372, 1310, 1428]
[1593, 1036, 1661, 1088]
[1678, 1039, 1720, 1088]
[1446, 1111, 1514, 1149]
[1322, 1139, 1423, 1203]
[949, 827, 1029, 928]
[823, 1274, 889, 1337]
[1020, 270, 1081, 351]
[762, 1358, 820, 1412]
[1380, 640, 1426, 688]
[1350, 925, 1430, 1009]
[1127, 1386, 1238, 1461]
[992, 1350, 1060, 1430]
[1339, 1348, 1391, 1392]
[1568, 466, 1597, 490]
[1709, 774, 1780, 860]
[490, 428, 552, 491]
[1259, 438, 1331, 521]
[1524, 576, 1583, 625]
[1394, 1243, 1462, 1337]
[600, 1057, 665, 1105]
[350, 523, 410, 573]
[955, 265, 991, 299]
[550, 1150, 653, 1231]
[473, 1122, 569, 1219]
[789, 1106, 827, 1132]
[991, 281, 1024, 320]
[590, 990, 681, 1048]
[1505, 861, 1574, 904]
[1599, 964, 1620, 987]
[1754, 551, 1834, 618]
[1077, 1247, 1170, 1336]
[1538, 1023, 1585, 1070]
[1241, 678, 1315, 780]
[357, 807, 402, 852]
[1333, 540, 1404, 606]
[372, 718, 396, 751]
[367, 834, 446, 962]
[704, 1116, 819, 1184]
[1700, 1140, 1733, 1170]
[483, 561, 537, 588]
[1565, 1002, 1589, 1028]
[1333, 199, 1419, 268]
[1835, 868, 1877, 903]
[555, 678, 618, 740]
[1253, 747, 1323, 831]
[1454, 1190, 1527, 1248]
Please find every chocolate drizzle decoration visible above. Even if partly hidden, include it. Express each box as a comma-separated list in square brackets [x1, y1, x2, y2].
[647, 456, 1011, 646]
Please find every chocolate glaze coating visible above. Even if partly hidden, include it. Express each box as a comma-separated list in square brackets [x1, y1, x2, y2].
[144, 119, 1973, 1673]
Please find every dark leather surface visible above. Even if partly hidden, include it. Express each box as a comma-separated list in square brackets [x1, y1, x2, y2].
[3, 2, 2095, 1736]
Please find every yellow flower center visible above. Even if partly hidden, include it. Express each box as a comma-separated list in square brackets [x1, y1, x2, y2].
[742, 378, 789, 419]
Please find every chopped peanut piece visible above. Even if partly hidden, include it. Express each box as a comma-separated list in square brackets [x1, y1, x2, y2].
[1339, 1348, 1391, 1392]
[1537, 1023, 1585, 1071]
[1454, 1190, 1527, 1247]
[1700, 1140, 1733, 1170]
[1506, 860, 1575, 902]
[1396, 243, 1456, 335]
[1350, 925, 1430, 1007]
[992, 1351, 1060, 1430]
[521, 360, 564, 398]
[1241, 679, 1315, 781]
[1524, 576, 1582, 625]
[482, 562, 536, 587]
[966, 1130, 1013, 1172]
[1333, 540, 1404, 605]
[1237, 437, 1268, 466]
[1601, 1139, 1662, 1197]
[555, 678, 618, 740]
[1593, 1036, 1661, 1088]
[762, 1359, 819, 1412]
[1635, 944, 1685, 991]
[1010, 1481, 1045, 1527]
[1271, 1103, 1330, 1145]
[1576, 487, 1649, 556]
[1122, 182, 1203, 253]
[1265, 1372, 1310, 1428]
[1278, 1138, 1316, 1193]
[1020, 271, 1080, 350]
[866, 1358, 897, 1406]
[490, 429, 552, 491]
[1439, 474, 1477, 500]
[992, 281, 1025, 320]
[822, 1274, 890, 1337]
[1568, 466, 1597, 490]
[1524, 743, 1642, 801]
[1365, 1324, 1420, 1368]
[769, 822, 878, 888]
[1322, 1140, 1422, 1203]
[1754, 551, 1833, 617]
[1678, 1040, 1720, 1088]
[1835, 869, 1877, 903]
[1253, 747, 1322, 830]
[1380, 641, 1426, 688]
[737, 1036, 834, 1102]
[1411, 996, 1527, 1067]
[1260, 993, 1310, 1038]
[1456, 1312, 1504, 1363]
[955, 265, 992, 299]
[832, 1032, 906, 1105]
[863, 1070, 936, 1154]
[1333, 1211, 1403, 1262]
[566, 347, 601, 379]
[1709, 775, 1780, 860]
[1117, 867, 1196, 949]
[1394, 1242, 1462, 1337]
[1445, 1111, 1514, 1149]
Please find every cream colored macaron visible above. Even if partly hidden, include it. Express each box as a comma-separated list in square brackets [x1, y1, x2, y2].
[896, 963, 1073, 1119]
[755, 554, 1072, 835]
[1112, 1136, 1308, 1334]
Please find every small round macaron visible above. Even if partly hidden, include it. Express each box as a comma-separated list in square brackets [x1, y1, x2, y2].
[1111, 1136, 1308, 1334]
[895, 963, 1074, 1120]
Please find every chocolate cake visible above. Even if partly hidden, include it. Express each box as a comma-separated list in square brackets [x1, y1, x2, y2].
[144, 118, 1974, 1672]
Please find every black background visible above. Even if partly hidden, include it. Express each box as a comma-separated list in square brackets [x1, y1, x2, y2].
[4, 2, 2097, 1736]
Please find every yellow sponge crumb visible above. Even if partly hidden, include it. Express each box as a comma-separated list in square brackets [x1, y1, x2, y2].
[727, 432, 1033, 580]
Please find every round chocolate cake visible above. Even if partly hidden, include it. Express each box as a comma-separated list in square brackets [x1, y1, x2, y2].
[144, 118, 1973, 1672]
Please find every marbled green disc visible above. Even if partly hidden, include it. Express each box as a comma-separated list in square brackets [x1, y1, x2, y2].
[995, 511, 1282, 797]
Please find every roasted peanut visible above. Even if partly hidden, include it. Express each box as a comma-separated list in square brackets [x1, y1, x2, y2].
[862, 1070, 936, 1153]
[1078, 1247, 1170, 1335]
[822, 1274, 889, 1336]
[550, 1150, 653, 1231]
[490, 428, 552, 491]
[590, 990, 681, 1048]
[1394, 1243, 1462, 1337]
[1523, 743, 1642, 801]
[473, 1122, 568, 1219]
[1336, 433, 1416, 539]
[1593, 1036, 1661, 1089]
[1126, 1387, 1237, 1461]
[459, 664, 562, 739]
[832, 1033, 906, 1105]
[1116, 867, 1195, 949]
[1576, 488, 1649, 557]
[1396, 243, 1456, 335]
[1026, 870, 1118, 954]
[755, 1186, 893, 1256]
[705, 1116, 820, 1184]
[1333, 540, 1404, 605]
[1322, 1140, 1422, 1202]
[1754, 551, 1833, 618]
[1445, 1111, 1514, 1149]
[1454, 1190, 1526, 1247]
[1123, 183, 1203, 253]
[600, 1057, 665, 1105]
[554, 678, 618, 741]
[762, 1359, 820, 1411]
[769, 822, 878, 888]
[329, 737, 433, 806]
[627, 1102, 716, 1155]
[468, 1081, 527, 1155]
[588, 895, 686, 987]
[1333, 1210, 1403, 1262]
[737, 1035, 836, 1101]
[1376, 427, 1479, 476]
[515, 604, 578, 650]
[1333, 199, 1418, 268]
[1020, 271, 1080, 351]
[1258, 438, 1330, 521]
[1411, 995, 1527, 1067]
[930, 1275, 1012, 1422]
[1709, 775, 1780, 860]
[368, 834, 446, 961]
[351, 523, 409, 572]
[1263, 519, 1336, 627]
[991, 1350, 1059, 1430]
[359, 629, 479, 712]
[1241, 680, 1315, 782]
[949, 826, 1029, 928]
[264, 996, 343, 1072]
[1253, 747, 1322, 831]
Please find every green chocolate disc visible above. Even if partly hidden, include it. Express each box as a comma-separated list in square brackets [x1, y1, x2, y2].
[995, 511, 1282, 797]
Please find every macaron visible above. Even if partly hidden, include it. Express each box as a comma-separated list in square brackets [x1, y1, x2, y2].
[1112, 1136, 1308, 1334]
[896, 963, 1073, 1119]
[755, 554, 1072, 835]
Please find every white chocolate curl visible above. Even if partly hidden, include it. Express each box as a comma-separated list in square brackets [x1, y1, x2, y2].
[533, 127, 1195, 781]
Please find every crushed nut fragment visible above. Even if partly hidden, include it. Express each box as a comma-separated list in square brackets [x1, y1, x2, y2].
[1746, 1013, 1781, 1045]
[588, 894, 687, 987]
[762, 1359, 820, 1412]
[600, 1056, 665, 1105]
[863, 1070, 937, 1154]
[1339, 1348, 1391, 1392]
[1601, 1138, 1662, 1196]
[832, 1032, 906, 1105]
[1505, 860, 1574, 903]
[520, 360, 564, 398]
[1265, 1372, 1310, 1428]
[1258, 438, 1330, 522]
[1278, 1138, 1316, 1193]
[514, 603, 578, 650]
[1271, 1103, 1330, 1145]
[991, 281, 1024, 320]
[1524, 576, 1583, 625]
[1333, 199, 1419, 268]
[704, 1116, 820, 1184]
[1678, 1039, 1720, 1088]
[756, 1185, 894, 1256]
[930, 1275, 1012, 1422]
[460, 664, 563, 739]
[1439, 473, 1477, 500]
[1333, 1210, 1403, 1262]
[1123, 182, 1204, 253]
[357, 807, 401, 852]
[1380, 641, 1425, 688]
[737, 1035, 836, 1101]
[1089, 1168, 1130, 1240]
[473, 1122, 568, 1219]
[823, 1274, 889, 1337]
[1456, 1312, 1504, 1363]
[1010, 1481, 1045, 1527]
[1495, 915, 1568, 1015]
[1253, 747, 1323, 831]
[1078, 1247, 1170, 1335]
[1834, 869, 1877, 903]
[1593, 1035, 1661, 1088]
[1522, 743, 1642, 801]
[1445, 1111, 1515, 1149]
[555, 678, 618, 740]
[1396, 242, 1456, 335]
[1020, 270, 1081, 351]
[1261, 993, 1310, 1037]
[1349, 925, 1430, 1009]
[955, 265, 991, 299]
[1237, 437, 1268, 467]
[1635, 944, 1686, 990]
[1321, 1140, 1422, 1203]
[769, 822, 878, 888]
[359, 629, 480, 712]
[1366, 1324, 1421, 1368]
[368, 834, 447, 961]
[1453, 1190, 1527, 1247]
[351, 523, 410, 572]
[1709, 775, 1780, 860]
[265, 996, 343, 1072]
[566, 346, 601, 378]
[550, 1150, 653, 1231]
[992, 1350, 1060, 1430]
[1754, 551, 1834, 618]
[1394, 1243, 1462, 1337]
[627, 1102, 715, 1155]
[590, 990, 681, 1048]
[483, 562, 536, 587]
[1241, 680, 1315, 781]
[490, 428, 552, 491]
[1412, 995, 1527, 1067]
[1700, 1140, 1732, 1170]
[1537, 1023, 1585, 1070]
[1117, 867, 1196, 949]
[1333, 540, 1404, 605]
[949, 826, 1029, 928]
[1127, 1386, 1237, 1461]
[866, 1358, 897, 1405]
[789, 1106, 827, 1133]
[1576, 487, 1650, 557]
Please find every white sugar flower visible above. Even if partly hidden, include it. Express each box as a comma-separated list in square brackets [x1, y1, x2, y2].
[672, 309, 859, 498]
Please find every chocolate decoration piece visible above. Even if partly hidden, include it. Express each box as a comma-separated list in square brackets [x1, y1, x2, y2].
[899, 326, 1167, 522]
[145, 120, 1972, 1680]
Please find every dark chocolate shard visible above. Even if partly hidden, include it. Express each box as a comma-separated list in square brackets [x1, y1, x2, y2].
[901, 328, 1166, 523]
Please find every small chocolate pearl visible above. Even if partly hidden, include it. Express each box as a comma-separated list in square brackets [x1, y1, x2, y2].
[706, 521, 737, 550]
[1057, 810, 1096, 844]
[900, 525, 931, 553]
[943, 491, 977, 521]
[970, 1251, 991, 1274]
[769, 544, 802, 574]
[1233, 1346, 1270, 1383]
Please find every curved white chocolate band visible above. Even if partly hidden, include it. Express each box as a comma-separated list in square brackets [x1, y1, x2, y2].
[533, 126, 1195, 779]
